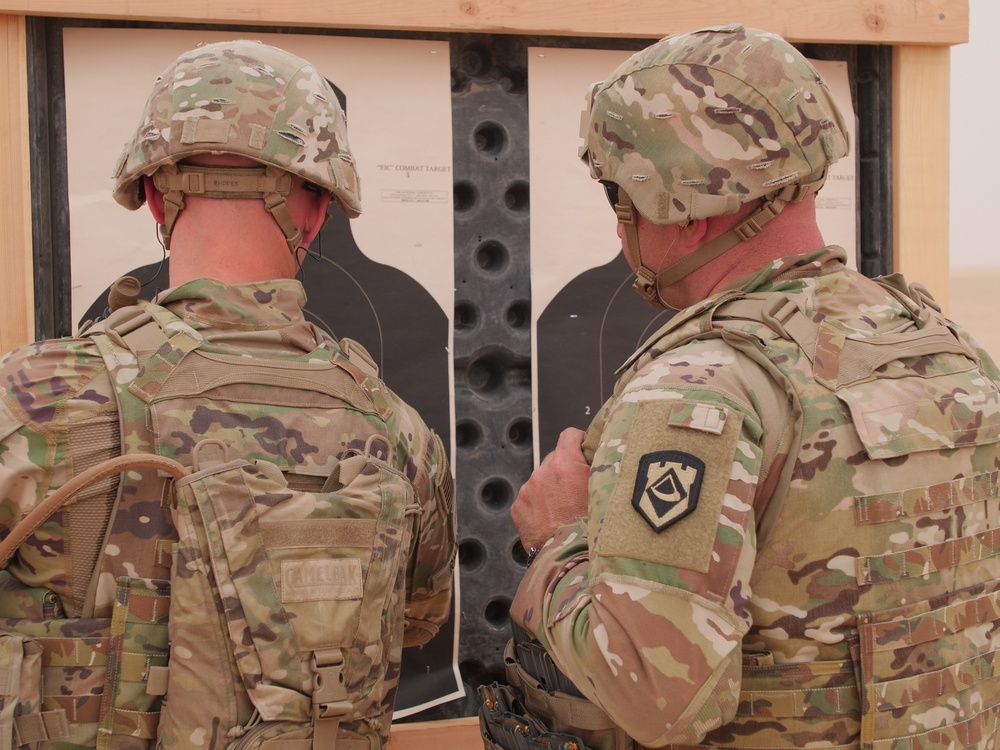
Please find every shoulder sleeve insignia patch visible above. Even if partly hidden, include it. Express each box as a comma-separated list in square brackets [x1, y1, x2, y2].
[632, 451, 704, 532]
[595, 398, 745, 574]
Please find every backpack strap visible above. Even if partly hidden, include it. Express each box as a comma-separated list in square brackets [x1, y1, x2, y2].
[80, 302, 199, 617]
[85, 304, 172, 370]
[339, 338, 379, 379]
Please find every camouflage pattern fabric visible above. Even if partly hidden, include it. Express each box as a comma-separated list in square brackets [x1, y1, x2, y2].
[113, 40, 361, 218]
[163, 442, 422, 748]
[0, 278, 456, 749]
[580, 24, 849, 225]
[510, 247, 1000, 749]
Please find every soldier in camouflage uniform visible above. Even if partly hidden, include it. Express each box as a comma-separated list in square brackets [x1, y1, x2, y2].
[0, 40, 456, 748]
[485, 25, 1000, 750]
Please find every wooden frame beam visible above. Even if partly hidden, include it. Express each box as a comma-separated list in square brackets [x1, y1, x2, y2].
[0, 0, 970, 44]
[0, 14, 33, 354]
[893, 45, 952, 309]
[387, 718, 481, 749]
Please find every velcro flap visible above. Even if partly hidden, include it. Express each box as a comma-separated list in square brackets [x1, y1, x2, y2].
[840, 369, 1000, 458]
[596, 399, 744, 573]
[146, 665, 169, 696]
[180, 118, 231, 145]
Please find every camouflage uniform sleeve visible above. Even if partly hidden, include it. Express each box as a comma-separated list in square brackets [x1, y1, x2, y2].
[0, 338, 116, 591]
[383, 393, 457, 648]
[0, 346, 50, 539]
[511, 338, 768, 747]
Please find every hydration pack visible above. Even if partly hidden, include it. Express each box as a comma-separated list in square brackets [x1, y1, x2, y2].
[0, 299, 419, 750]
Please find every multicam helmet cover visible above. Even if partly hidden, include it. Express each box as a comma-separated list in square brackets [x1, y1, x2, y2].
[580, 24, 849, 225]
[113, 39, 361, 219]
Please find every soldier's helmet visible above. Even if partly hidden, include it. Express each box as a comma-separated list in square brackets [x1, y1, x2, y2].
[580, 24, 849, 226]
[112, 40, 360, 249]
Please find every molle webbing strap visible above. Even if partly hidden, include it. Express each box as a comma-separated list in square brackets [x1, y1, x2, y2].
[96, 305, 171, 371]
[120, 320, 171, 368]
[877, 273, 943, 321]
[340, 338, 379, 379]
[124, 306, 203, 404]
[13, 711, 70, 746]
[98, 576, 172, 744]
[720, 295, 819, 361]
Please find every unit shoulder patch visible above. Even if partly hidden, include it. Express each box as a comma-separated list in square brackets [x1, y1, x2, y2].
[595, 397, 745, 574]
[631, 450, 705, 532]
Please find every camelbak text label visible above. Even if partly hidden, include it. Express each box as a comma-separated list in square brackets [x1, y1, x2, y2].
[281, 558, 363, 602]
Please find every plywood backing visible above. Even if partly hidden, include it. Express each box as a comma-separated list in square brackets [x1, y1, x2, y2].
[0, 0, 971, 43]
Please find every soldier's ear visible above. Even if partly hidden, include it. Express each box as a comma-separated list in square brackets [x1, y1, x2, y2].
[680, 218, 709, 248]
[143, 176, 166, 224]
[301, 191, 333, 248]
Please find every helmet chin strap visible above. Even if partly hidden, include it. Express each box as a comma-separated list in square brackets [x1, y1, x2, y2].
[614, 176, 827, 310]
[613, 191, 660, 305]
[614, 191, 686, 311]
[152, 163, 304, 253]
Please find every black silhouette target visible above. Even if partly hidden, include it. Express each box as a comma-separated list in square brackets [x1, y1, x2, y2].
[536, 250, 673, 458]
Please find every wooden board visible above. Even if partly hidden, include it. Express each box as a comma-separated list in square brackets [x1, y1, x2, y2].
[388, 717, 482, 750]
[0, 0, 969, 44]
[892, 45, 952, 309]
[0, 14, 33, 354]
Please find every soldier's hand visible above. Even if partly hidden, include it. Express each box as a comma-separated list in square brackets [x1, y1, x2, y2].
[511, 427, 590, 551]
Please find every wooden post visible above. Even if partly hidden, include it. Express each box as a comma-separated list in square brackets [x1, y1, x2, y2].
[0, 13, 33, 352]
[0, 0, 970, 42]
[892, 45, 952, 310]
[387, 717, 482, 749]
